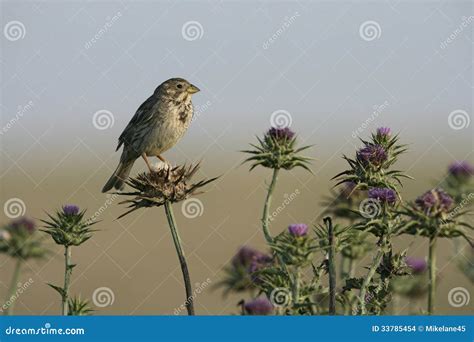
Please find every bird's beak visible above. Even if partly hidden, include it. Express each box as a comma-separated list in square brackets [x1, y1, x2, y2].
[187, 84, 200, 94]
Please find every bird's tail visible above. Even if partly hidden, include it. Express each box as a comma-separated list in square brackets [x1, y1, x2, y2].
[102, 160, 134, 193]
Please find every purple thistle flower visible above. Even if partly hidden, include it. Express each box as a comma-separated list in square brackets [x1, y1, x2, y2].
[415, 188, 453, 213]
[448, 161, 474, 178]
[244, 297, 274, 315]
[405, 257, 427, 274]
[63, 204, 80, 216]
[357, 145, 387, 167]
[288, 223, 308, 237]
[232, 246, 267, 267]
[340, 181, 357, 197]
[248, 254, 273, 284]
[248, 255, 273, 274]
[11, 217, 36, 233]
[377, 127, 391, 137]
[368, 188, 397, 205]
[267, 127, 295, 142]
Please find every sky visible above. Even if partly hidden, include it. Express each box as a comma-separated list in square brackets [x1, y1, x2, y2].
[1, 0, 472, 165]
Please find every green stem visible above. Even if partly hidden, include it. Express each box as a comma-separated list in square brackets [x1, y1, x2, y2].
[428, 236, 437, 315]
[261, 168, 279, 243]
[62, 246, 72, 316]
[164, 201, 195, 315]
[326, 217, 337, 315]
[4, 259, 22, 315]
[359, 248, 384, 315]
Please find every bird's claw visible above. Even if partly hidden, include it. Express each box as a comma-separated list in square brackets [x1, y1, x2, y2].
[152, 161, 172, 172]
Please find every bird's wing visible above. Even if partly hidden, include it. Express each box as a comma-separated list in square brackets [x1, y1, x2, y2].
[116, 94, 159, 151]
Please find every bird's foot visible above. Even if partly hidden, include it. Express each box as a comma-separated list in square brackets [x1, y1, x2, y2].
[152, 161, 172, 172]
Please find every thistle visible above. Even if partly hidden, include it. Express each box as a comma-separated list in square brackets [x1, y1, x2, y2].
[117, 163, 217, 315]
[68, 296, 94, 316]
[321, 183, 372, 280]
[248, 223, 327, 315]
[0, 218, 47, 315]
[41, 205, 96, 315]
[243, 296, 274, 315]
[398, 188, 473, 314]
[333, 128, 410, 197]
[216, 246, 271, 295]
[391, 257, 429, 305]
[334, 128, 411, 315]
[443, 161, 474, 202]
[117, 164, 217, 218]
[242, 127, 312, 243]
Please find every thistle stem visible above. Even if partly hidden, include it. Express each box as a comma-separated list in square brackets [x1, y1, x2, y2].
[4, 259, 22, 315]
[62, 246, 72, 316]
[261, 168, 279, 243]
[428, 236, 437, 315]
[326, 217, 336, 315]
[164, 201, 195, 315]
[359, 248, 384, 315]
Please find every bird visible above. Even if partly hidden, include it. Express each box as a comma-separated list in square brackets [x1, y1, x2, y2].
[102, 78, 200, 193]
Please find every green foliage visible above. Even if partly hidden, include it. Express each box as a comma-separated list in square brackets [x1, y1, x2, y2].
[333, 132, 411, 196]
[68, 296, 94, 316]
[242, 133, 312, 172]
[0, 219, 47, 260]
[41, 210, 96, 247]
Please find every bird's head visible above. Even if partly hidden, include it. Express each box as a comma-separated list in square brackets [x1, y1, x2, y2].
[157, 78, 200, 100]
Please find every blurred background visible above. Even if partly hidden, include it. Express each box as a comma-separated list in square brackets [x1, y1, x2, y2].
[0, 0, 472, 315]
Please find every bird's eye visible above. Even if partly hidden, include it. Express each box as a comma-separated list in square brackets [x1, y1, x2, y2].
[177, 84, 183, 89]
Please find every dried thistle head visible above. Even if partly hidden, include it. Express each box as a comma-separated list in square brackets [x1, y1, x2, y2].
[242, 127, 312, 171]
[117, 163, 217, 218]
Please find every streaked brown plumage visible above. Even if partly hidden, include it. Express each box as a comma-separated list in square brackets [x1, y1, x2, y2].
[102, 78, 200, 193]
